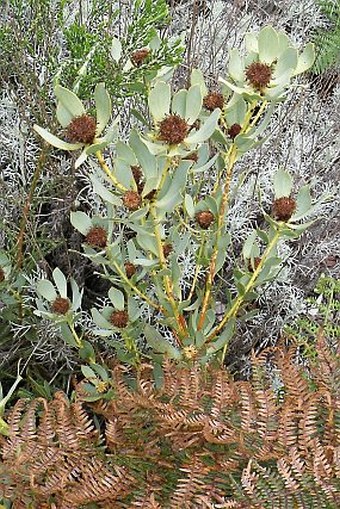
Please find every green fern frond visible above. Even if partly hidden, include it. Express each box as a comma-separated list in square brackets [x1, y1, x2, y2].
[313, 0, 340, 73]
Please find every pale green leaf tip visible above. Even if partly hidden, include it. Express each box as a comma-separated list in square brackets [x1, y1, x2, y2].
[75, 150, 88, 169]
[54, 84, 74, 96]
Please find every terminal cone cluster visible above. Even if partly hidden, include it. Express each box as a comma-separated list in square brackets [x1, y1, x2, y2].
[245, 62, 272, 91]
[51, 297, 70, 315]
[110, 310, 129, 328]
[85, 227, 108, 248]
[66, 114, 97, 144]
[158, 115, 189, 145]
[272, 197, 296, 221]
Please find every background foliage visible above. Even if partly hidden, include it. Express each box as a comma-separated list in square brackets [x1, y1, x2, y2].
[0, 1, 339, 505]
[312, 0, 340, 74]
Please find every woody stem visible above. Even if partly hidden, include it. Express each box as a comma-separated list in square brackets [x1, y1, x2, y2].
[197, 145, 237, 330]
[209, 227, 282, 363]
[96, 150, 127, 193]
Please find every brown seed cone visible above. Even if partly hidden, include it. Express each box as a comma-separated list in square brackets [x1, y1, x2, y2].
[85, 226, 108, 248]
[0, 267, 5, 282]
[123, 190, 142, 211]
[66, 114, 97, 144]
[51, 297, 70, 315]
[124, 262, 136, 278]
[110, 310, 129, 328]
[196, 210, 215, 229]
[324, 254, 338, 268]
[131, 48, 150, 66]
[272, 196, 296, 222]
[245, 62, 272, 91]
[248, 257, 262, 272]
[158, 115, 189, 145]
[203, 92, 224, 111]
[228, 123, 242, 139]
[162, 243, 173, 258]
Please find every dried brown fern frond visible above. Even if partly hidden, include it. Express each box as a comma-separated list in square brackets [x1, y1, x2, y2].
[1, 341, 339, 508]
[128, 492, 163, 508]
[169, 457, 209, 508]
[0, 392, 133, 508]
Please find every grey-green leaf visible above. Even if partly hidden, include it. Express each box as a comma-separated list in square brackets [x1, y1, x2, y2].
[148, 81, 170, 121]
[85, 141, 108, 155]
[273, 168, 292, 198]
[293, 43, 315, 76]
[144, 324, 182, 359]
[116, 141, 137, 165]
[70, 211, 92, 235]
[258, 26, 279, 65]
[156, 161, 190, 216]
[242, 230, 257, 260]
[186, 108, 220, 144]
[37, 279, 57, 302]
[172, 89, 187, 117]
[225, 93, 247, 126]
[52, 268, 67, 299]
[291, 185, 312, 220]
[81, 365, 97, 380]
[190, 68, 208, 96]
[184, 194, 195, 218]
[228, 49, 244, 82]
[129, 130, 157, 179]
[111, 37, 122, 63]
[215, 233, 231, 273]
[108, 287, 125, 311]
[206, 318, 236, 355]
[33, 125, 82, 151]
[95, 83, 112, 135]
[56, 103, 73, 128]
[275, 47, 298, 77]
[91, 308, 112, 330]
[90, 173, 122, 206]
[75, 149, 88, 169]
[71, 278, 83, 310]
[54, 85, 85, 117]
[185, 85, 202, 124]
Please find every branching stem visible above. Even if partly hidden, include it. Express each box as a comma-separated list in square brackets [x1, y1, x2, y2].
[188, 234, 206, 302]
[96, 150, 127, 193]
[197, 145, 237, 330]
[197, 99, 268, 333]
[111, 259, 161, 312]
[150, 206, 188, 342]
[68, 322, 83, 349]
[150, 160, 188, 341]
[208, 227, 282, 362]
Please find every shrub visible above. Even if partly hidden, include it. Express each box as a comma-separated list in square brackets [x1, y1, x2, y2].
[31, 25, 318, 371]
